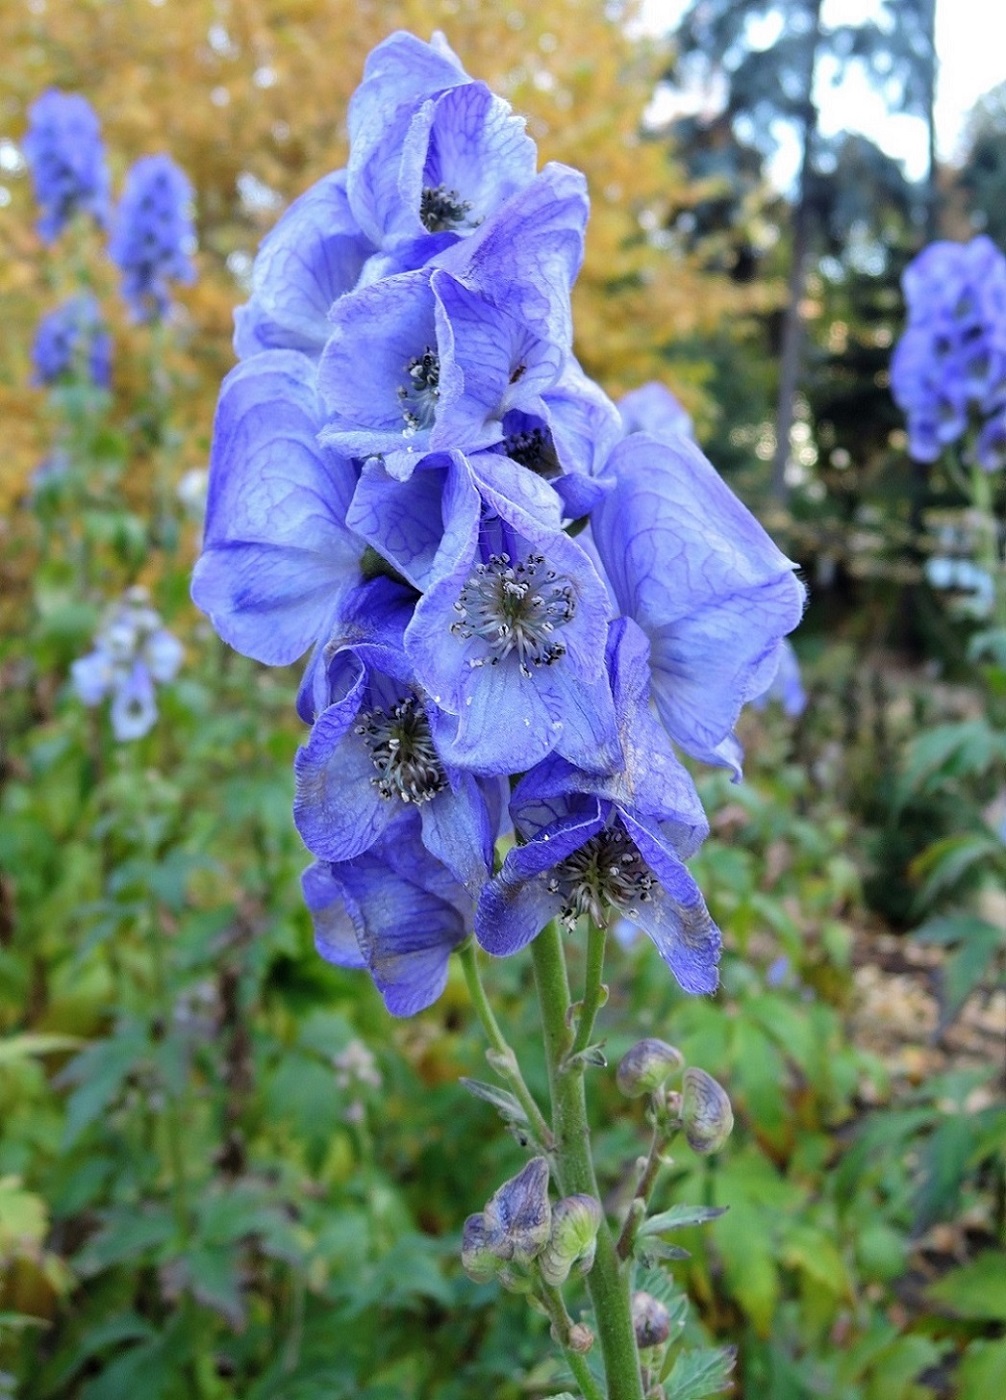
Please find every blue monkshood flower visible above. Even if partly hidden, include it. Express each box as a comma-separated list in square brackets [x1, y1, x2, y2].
[22, 90, 110, 243]
[191, 350, 364, 665]
[619, 382, 694, 442]
[71, 587, 183, 741]
[110, 154, 196, 321]
[476, 618, 721, 994]
[233, 170, 375, 360]
[301, 811, 474, 1016]
[387, 451, 619, 775]
[752, 639, 807, 718]
[975, 401, 1006, 472]
[347, 31, 538, 257]
[591, 432, 806, 776]
[892, 236, 1006, 466]
[293, 577, 501, 896]
[317, 163, 589, 477]
[31, 295, 112, 388]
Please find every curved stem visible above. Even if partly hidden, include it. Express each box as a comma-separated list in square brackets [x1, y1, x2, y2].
[457, 939, 552, 1148]
[569, 917, 607, 1061]
[538, 1283, 607, 1400]
[531, 923, 645, 1400]
[616, 1124, 664, 1262]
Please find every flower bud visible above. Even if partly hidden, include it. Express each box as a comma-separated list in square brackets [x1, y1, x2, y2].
[538, 1193, 603, 1286]
[461, 1212, 501, 1284]
[681, 1068, 733, 1154]
[632, 1290, 671, 1349]
[616, 1038, 684, 1098]
[485, 1156, 552, 1266]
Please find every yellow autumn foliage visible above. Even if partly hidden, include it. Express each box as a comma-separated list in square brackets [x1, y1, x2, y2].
[0, 0, 762, 512]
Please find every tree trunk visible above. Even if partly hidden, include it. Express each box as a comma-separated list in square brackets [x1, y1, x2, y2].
[770, 0, 824, 504]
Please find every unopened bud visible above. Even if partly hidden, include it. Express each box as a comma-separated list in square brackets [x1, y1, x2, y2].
[461, 1212, 501, 1284]
[632, 1290, 671, 1349]
[484, 1156, 552, 1265]
[539, 1193, 603, 1286]
[681, 1068, 733, 1154]
[617, 1038, 684, 1098]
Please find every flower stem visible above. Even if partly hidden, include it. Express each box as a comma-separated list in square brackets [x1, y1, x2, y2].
[969, 462, 1006, 630]
[616, 1125, 664, 1262]
[537, 1283, 607, 1400]
[457, 939, 553, 1149]
[530, 923, 645, 1400]
[569, 917, 607, 1061]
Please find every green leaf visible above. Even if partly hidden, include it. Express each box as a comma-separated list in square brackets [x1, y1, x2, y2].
[897, 720, 1006, 803]
[179, 1244, 245, 1329]
[664, 1344, 737, 1400]
[641, 1204, 728, 1236]
[0, 1176, 48, 1251]
[914, 1113, 978, 1229]
[458, 1078, 528, 1125]
[956, 1338, 1006, 1400]
[0, 1033, 83, 1065]
[80, 1339, 172, 1400]
[74, 1207, 176, 1276]
[58, 1026, 149, 1146]
[909, 833, 1003, 906]
[863, 1335, 947, 1400]
[914, 916, 1003, 1026]
[927, 1252, 1006, 1320]
[713, 1201, 779, 1335]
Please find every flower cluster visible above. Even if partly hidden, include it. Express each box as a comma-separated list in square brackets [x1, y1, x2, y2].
[192, 32, 805, 1016]
[31, 294, 112, 389]
[71, 587, 183, 741]
[22, 90, 110, 243]
[891, 235, 1006, 470]
[109, 154, 196, 322]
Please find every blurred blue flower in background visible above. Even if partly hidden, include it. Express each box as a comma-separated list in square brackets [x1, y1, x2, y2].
[71, 587, 183, 740]
[31, 294, 111, 388]
[752, 639, 807, 718]
[110, 154, 196, 321]
[22, 90, 110, 243]
[891, 235, 1006, 467]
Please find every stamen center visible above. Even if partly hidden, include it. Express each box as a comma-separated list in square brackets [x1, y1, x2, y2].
[354, 695, 446, 804]
[398, 347, 440, 434]
[420, 184, 475, 233]
[503, 425, 561, 479]
[450, 551, 576, 679]
[546, 825, 656, 930]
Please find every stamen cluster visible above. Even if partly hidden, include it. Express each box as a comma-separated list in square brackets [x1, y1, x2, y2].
[451, 552, 575, 676]
[547, 825, 655, 931]
[355, 695, 446, 803]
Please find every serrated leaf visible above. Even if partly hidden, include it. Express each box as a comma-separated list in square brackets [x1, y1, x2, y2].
[58, 1026, 149, 1146]
[458, 1077, 528, 1125]
[641, 1204, 728, 1236]
[74, 1207, 176, 1276]
[664, 1344, 737, 1399]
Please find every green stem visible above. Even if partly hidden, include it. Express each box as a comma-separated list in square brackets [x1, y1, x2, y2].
[616, 1124, 665, 1262]
[569, 918, 607, 1061]
[969, 463, 1006, 630]
[531, 924, 645, 1400]
[538, 1284, 607, 1400]
[457, 939, 553, 1149]
[146, 901, 191, 1244]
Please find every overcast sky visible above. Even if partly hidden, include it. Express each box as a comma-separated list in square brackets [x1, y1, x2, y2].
[637, 0, 1006, 178]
